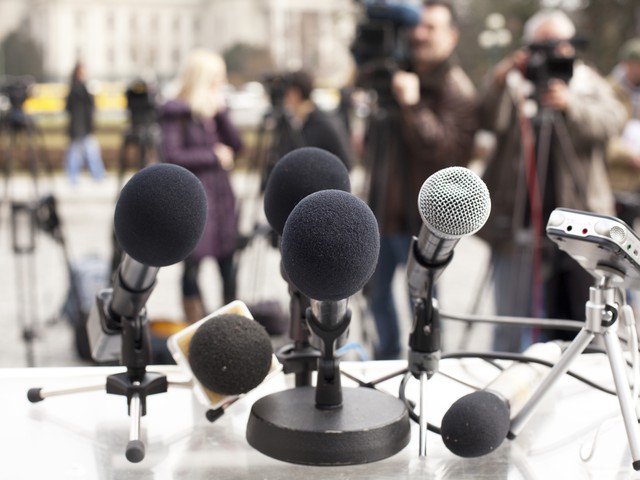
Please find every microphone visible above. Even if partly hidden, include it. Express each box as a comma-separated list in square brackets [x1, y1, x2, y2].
[263, 146, 351, 236]
[167, 301, 278, 420]
[87, 163, 208, 363]
[262, 146, 351, 385]
[281, 189, 379, 400]
[407, 167, 491, 374]
[247, 189, 411, 466]
[281, 188, 378, 303]
[440, 342, 563, 458]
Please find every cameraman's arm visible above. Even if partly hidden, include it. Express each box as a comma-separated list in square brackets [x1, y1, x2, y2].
[560, 66, 626, 145]
[478, 49, 528, 133]
[396, 68, 478, 169]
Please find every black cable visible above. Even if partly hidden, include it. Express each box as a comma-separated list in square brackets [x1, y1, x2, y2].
[441, 352, 617, 396]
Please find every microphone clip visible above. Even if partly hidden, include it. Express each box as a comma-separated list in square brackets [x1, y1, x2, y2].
[408, 297, 441, 379]
[305, 306, 352, 409]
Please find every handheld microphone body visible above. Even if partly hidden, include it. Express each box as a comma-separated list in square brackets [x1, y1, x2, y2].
[87, 164, 207, 364]
[407, 167, 491, 375]
[441, 341, 563, 458]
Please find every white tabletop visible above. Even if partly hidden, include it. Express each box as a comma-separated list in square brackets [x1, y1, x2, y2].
[0, 356, 638, 479]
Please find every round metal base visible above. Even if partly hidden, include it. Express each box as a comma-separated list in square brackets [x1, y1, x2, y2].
[246, 386, 411, 466]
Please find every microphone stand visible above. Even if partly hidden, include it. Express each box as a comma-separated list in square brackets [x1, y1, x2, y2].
[27, 286, 191, 463]
[508, 270, 640, 471]
[246, 301, 410, 465]
[406, 235, 453, 457]
[275, 262, 320, 387]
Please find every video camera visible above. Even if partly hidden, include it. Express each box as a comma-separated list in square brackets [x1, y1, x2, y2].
[350, 0, 421, 106]
[260, 73, 291, 109]
[125, 79, 158, 128]
[0, 75, 34, 112]
[524, 37, 587, 89]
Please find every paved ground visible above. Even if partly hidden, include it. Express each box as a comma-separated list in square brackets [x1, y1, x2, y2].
[0, 168, 496, 369]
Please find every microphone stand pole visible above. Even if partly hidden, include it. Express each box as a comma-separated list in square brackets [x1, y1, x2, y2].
[406, 236, 452, 457]
[509, 271, 640, 471]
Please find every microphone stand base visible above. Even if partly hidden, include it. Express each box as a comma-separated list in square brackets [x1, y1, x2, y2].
[246, 386, 411, 465]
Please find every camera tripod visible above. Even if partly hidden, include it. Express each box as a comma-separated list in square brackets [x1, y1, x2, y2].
[27, 305, 191, 463]
[0, 108, 53, 202]
[508, 270, 640, 470]
[10, 194, 75, 367]
[250, 104, 304, 192]
[117, 123, 163, 191]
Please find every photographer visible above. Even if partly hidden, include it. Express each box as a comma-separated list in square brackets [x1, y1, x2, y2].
[364, 0, 478, 360]
[477, 9, 626, 352]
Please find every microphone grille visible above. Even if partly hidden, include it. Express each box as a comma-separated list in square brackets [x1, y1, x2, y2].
[418, 167, 491, 239]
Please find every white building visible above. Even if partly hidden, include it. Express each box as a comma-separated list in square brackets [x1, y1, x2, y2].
[1, 0, 359, 85]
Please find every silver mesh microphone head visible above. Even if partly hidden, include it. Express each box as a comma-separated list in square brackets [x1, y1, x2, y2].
[418, 167, 491, 239]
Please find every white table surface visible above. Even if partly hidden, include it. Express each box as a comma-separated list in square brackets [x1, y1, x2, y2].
[1, 356, 638, 479]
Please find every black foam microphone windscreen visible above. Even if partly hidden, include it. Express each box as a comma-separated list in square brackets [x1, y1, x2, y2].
[280, 189, 379, 301]
[263, 147, 351, 236]
[441, 391, 511, 458]
[114, 163, 208, 267]
[188, 313, 273, 396]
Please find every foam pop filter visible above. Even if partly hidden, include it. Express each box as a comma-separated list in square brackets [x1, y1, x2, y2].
[114, 163, 207, 267]
[168, 301, 281, 411]
[263, 147, 351, 236]
[281, 189, 379, 301]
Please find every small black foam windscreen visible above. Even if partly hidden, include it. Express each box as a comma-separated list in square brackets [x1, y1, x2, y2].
[440, 391, 511, 458]
[281, 189, 379, 301]
[263, 147, 351, 235]
[188, 314, 273, 396]
[114, 164, 208, 267]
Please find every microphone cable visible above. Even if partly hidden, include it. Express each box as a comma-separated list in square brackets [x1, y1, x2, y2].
[345, 349, 628, 437]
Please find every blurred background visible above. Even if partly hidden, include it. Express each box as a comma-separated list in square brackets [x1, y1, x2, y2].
[0, 0, 638, 369]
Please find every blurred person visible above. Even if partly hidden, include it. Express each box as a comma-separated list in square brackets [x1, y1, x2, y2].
[65, 61, 105, 184]
[364, 0, 478, 359]
[607, 37, 640, 226]
[277, 69, 356, 170]
[159, 49, 244, 324]
[477, 9, 626, 351]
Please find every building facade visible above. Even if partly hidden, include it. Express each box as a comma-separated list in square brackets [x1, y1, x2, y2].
[1, 0, 358, 86]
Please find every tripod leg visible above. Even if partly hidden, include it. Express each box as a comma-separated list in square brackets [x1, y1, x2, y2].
[602, 329, 640, 470]
[126, 390, 145, 463]
[509, 327, 594, 437]
[27, 382, 106, 402]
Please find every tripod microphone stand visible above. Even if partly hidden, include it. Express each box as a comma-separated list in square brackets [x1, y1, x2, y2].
[509, 270, 640, 470]
[27, 289, 190, 463]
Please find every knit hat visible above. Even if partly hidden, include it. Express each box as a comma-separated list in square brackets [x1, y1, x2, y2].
[619, 38, 640, 61]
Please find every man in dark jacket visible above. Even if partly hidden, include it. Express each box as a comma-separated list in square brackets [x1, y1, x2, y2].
[276, 69, 356, 171]
[478, 9, 626, 351]
[364, 0, 478, 359]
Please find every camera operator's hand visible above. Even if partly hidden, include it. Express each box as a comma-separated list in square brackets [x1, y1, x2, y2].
[392, 71, 420, 106]
[540, 79, 570, 112]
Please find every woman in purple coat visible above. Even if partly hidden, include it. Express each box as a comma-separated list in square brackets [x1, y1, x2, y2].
[159, 49, 244, 323]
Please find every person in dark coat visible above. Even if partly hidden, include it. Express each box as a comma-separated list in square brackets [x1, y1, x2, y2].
[276, 69, 356, 171]
[364, 0, 478, 360]
[65, 61, 105, 184]
[159, 49, 244, 323]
